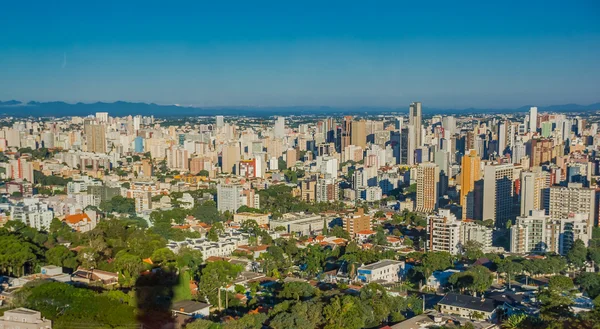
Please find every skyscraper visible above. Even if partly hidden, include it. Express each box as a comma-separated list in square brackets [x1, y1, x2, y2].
[409, 102, 423, 147]
[84, 120, 107, 154]
[529, 106, 538, 132]
[274, 117, 285, 139]
[351, 119, 367, 148]
[483, 163, 515, 228]
[216, 115, 224, 128]
[460, 149, 481, 219]
[520, 168, 547, 216]
[341, 116, 352, 150]
[416, 162, 439, 213]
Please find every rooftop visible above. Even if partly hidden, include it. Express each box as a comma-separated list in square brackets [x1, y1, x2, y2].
[172, 300, 210, 313]
[438, 293, 496, 313]
[360, 259, 404, 270]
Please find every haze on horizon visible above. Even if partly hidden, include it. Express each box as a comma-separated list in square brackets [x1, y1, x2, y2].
[1, 0, 599, 109]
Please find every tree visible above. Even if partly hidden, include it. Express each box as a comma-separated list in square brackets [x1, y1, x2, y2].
[198, 260, 243, 308]
[501, 314, 527, 329]
[449, 265, 493, 296]
[278, 282, 316, 301]
[416, 251, 453, 279]
[575, 272, 600, 299]
[45, 245, 79, 269]
[151, 248, 176, 266]
[497, 259, 523, 288]
[539, 275, 575, 321]
[463, 240, 484, 261]
[323, 295, 365, 329]
[567, 239, 587, 268]
[113, 251, 144, 287]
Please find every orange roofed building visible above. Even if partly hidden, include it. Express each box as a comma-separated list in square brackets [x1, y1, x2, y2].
[64, 212, 97, 232]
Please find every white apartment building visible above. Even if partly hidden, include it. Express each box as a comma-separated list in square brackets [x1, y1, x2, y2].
[428, 209, 492, 255]
[427, 209, 462, 254]
[11, 198, 54, 231]
[357, 260, 405, 284]
[271, 213, 326, 236]
[510, 210, 591, 255]
[548, 183, 596, 226]
[166, 232, 250, 258]
[461, 221, 493, 250]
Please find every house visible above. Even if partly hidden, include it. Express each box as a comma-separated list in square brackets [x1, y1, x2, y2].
[63, 212, 97, 232]
[357, 260, 405, 284]
[427, 269, 460, 290]
[355, 229, 376, 242]
[172, 300, 210, 318]
[71, 268, 118, 286]
[438, 293, 497, 320]
[0, 308, 52, 329]
[234, 244, 269, 258]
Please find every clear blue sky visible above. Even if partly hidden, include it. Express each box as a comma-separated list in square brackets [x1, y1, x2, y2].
[1, 0, 599, 108]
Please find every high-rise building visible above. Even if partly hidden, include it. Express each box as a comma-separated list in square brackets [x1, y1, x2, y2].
[341, 116, 352, 150]
[221, 143, 240, 174]
[217, 184, 244, 213]
[351, 119, 367, 148]
[409, 102, 423, 147]
[316, 175, 338, 203]
[274, 116, 285, 139]
[427, 209, 461, 254]
[460, 149, 481, 219]
[483, 163, 515, 228]
[95, 112, 109, 123]
[133, 115, 142, 131]
[84, 122, 107, 154]
[520, 168, 547, 216]
[286, 148, 297, 169]
[529, 106, 538, 132]
[510, 210, 558, 254]
[548, 183, 596, 226]
[343, 208, 371, 236]
[416, 162, 439, 213]
[216, 115, 224, 128]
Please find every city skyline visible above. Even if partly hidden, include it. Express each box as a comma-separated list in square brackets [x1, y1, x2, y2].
[1, 1, 599, 107]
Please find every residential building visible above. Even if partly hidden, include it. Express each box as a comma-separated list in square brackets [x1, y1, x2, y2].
[0, 308, 52, 329]
[483, 163, 515, 228]
[343, 208, 371, 236]
[233, 212, 270, 226]
[416, 162, 439, 213]
[427, 209, 462, 254]
[548, 183, 596, 226]
[438, 293, 497, 320]
[11, 198, 54, 231]
[357, 260, 405, 284]
[460, 149, 481, 219]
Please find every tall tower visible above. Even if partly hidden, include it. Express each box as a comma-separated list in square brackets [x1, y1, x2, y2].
[351, 119, 367, 148]
[529, 107, 538, 133]
[409, 102, 423, 147]
[341, 116, 353, 149]
[460, 149, 481, 219]
[483, 163, 515, 228]
[416, 162, 439, 213]
[274, 117, 285, 139]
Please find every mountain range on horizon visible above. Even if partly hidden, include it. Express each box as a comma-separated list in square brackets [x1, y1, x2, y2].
[1, 100, 599, 117]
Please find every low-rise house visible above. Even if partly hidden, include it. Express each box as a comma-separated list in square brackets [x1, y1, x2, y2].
[0, 308, 52, 329]
[357, 260, 405, 284]
[72, 268, 118, 286]
[438, 293, 497, 320]
[234, 245, 269, 259]
[355, 229, 376, 242]
[172, 300, 210, 318]
[233, 212, 270, 226]
[427, 269, 460, 290]
[64, 212, 97, 232]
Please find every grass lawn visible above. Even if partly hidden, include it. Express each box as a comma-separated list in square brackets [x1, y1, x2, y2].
[173, 271, 193, 302]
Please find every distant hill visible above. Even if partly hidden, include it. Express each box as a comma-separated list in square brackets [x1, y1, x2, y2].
[0, 100, 598, 117]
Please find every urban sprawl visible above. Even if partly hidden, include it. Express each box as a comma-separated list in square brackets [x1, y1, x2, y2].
[0, 103, 599, 329]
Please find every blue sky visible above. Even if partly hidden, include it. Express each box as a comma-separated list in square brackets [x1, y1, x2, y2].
[1, 0, 599, 108]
